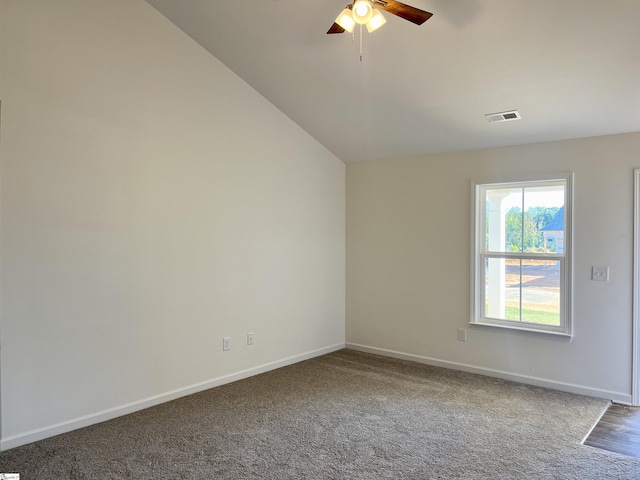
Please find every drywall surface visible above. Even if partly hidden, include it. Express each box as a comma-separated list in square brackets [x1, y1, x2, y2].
[347, 132, 640, 401]
[0, 0, 345, 445]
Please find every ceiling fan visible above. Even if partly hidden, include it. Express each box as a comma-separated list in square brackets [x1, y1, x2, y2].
[327, 0, 433, 35]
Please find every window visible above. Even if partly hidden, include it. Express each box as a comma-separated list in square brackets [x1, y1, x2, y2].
[471, 174, 573, 336]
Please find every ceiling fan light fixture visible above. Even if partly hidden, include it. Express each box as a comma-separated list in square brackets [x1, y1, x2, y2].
[366, 9, 386, 33]
[352, 0, 373, 25]
[335, 7, 356, 33]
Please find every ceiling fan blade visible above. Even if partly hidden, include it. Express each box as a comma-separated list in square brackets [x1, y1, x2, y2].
[327, 22, 346, 34]
[375, 0, 433, 25]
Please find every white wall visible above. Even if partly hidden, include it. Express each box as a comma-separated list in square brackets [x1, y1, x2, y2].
[0, 0, 345, 448]
[347, 132, 640, 403]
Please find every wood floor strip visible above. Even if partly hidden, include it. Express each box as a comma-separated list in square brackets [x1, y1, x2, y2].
[584, 404, 640, 458]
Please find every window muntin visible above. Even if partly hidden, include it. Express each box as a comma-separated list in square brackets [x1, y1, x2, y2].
[473, 176, 572, 336]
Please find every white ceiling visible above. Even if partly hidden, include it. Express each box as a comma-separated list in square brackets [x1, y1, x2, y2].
[146, 0, 640, 163]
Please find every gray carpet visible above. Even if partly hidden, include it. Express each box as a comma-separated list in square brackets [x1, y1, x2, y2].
[1, 349, 639, 479]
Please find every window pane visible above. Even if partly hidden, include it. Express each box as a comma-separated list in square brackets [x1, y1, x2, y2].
[485, 257, 520, 321]
[505, 258, 522, 321]
[521, 259, 561, 326]
[485, 257, 561, 326]
[523, 185, 565, 254]
[485, 188, 522, 253]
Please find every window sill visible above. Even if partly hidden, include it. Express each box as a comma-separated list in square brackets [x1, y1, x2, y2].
[469, 321, 573, 340]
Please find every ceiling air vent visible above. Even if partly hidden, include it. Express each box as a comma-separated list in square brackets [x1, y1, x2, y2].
[485, 110, 521, 123]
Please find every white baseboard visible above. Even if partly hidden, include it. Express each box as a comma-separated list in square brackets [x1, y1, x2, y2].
[1, 343, 345, 451]
[346, 342, 632, 405]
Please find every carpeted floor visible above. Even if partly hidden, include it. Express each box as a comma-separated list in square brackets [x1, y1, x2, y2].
[1, 349, 640, 479]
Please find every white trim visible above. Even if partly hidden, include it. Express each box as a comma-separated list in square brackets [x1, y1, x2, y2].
[0, 100, 3, 445]
[0, 343, 345, 451]
[346, 342, 631, 404]
[469, 321, 573, 339]
[470, 180, 479, 324]
[472, 170, 575, 187]
[633, 169, 640, 406]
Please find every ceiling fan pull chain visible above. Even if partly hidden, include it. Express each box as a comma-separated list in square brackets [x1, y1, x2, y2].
[359, 23, 363, 62]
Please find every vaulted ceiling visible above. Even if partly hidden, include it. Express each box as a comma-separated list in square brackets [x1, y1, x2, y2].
[146, 0, 640, 163]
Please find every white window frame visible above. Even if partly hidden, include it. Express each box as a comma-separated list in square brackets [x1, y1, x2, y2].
[470, 173, 573, 337]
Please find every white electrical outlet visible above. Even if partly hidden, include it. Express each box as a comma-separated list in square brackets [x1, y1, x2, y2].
[457, 329, 467, 342]
[247, 332, 254, 345]
[223, 337, 231, 351]
[592, 266, 609, 282]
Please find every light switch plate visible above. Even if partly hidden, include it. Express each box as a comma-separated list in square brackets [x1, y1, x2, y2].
[592, 266, 609, 282]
